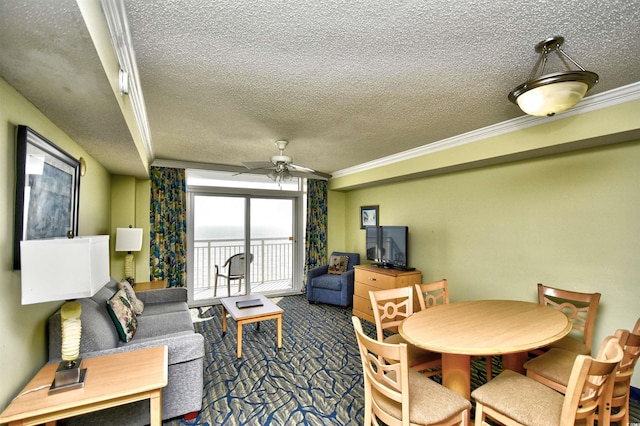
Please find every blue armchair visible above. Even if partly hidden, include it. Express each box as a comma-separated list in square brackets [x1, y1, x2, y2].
[307, 252, 360, 308]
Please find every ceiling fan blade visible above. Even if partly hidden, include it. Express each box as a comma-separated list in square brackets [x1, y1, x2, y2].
[242, 161, 274, 170]
[289, 163, 332, 179]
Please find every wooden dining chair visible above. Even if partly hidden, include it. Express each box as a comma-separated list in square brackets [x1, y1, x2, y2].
[536, 283, 601, 355]
[524, 317, 640, 425]
[414, 280, 493, 381]
[351, 316, 471, 426]
[472, 335, 623, 426]
[369, 286, 442, 377]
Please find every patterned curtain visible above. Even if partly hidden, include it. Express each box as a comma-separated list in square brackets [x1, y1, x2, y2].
[150, 166, 187, 287]
[304, 179, 328, 291]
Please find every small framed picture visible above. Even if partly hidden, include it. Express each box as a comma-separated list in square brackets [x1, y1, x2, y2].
[360, 205, 379, 229]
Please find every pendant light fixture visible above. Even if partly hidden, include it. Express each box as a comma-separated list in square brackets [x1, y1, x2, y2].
[508, 36, 599, 117]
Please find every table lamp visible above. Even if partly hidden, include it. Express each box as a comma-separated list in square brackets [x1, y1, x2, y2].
[20, 235, 110, 393]
[115, 226, 143, 285]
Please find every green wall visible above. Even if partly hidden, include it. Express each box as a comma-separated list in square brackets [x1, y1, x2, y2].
[333, 139, 640, 387]
[0, 77, 112, 411]
[110, 176, 151, 283]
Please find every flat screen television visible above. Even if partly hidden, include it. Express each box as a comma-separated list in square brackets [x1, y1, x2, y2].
[365, 225, 410, 269]
[380, 225, 409, 269]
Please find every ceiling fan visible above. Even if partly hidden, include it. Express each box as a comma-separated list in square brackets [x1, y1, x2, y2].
[242, 140, 332, 181]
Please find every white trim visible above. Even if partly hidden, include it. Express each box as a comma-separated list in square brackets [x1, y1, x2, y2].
[101, 0, 154, 162]
[332, 81, 640, 178]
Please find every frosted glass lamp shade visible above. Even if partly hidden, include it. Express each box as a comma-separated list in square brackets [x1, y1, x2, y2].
[115, 227, 143, 252]
[508, 36, 598, 117]
[515, 80, 589, 117]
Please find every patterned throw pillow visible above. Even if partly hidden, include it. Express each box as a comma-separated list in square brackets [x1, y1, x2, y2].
[328, 255, 349, 275]
[118, 280, 144, 315]
[107, 289, 138, 342]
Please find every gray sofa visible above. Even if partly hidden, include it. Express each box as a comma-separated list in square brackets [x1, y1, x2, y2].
[47, 278, 204, 425]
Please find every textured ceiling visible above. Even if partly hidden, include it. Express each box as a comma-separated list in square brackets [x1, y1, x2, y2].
[1, 0, 639, 179]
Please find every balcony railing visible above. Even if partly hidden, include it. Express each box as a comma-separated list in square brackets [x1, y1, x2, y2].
[193, 237, 293, 291]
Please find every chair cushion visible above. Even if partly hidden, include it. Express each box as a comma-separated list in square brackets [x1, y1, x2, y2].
[373, 368, 470, 424]
[328, 255, 349, 274]
[524, 348, 577, 387]
[310, 274, 343, 291]
[471, 370, 564, 426]
[548, 335, 591, 355]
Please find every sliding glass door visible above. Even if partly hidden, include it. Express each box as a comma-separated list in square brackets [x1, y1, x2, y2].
[188, 192, 299, 305]
[250, 197, 294, 294]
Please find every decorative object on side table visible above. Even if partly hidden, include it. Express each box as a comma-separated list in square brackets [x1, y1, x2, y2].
[360, 205, 378, 229]
[20, 235, 110, 393]
[115, 225, 143, 285]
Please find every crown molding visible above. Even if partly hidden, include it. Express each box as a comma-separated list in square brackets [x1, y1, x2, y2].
[100, 0, 154, 162]
[332, 81, 640, 178]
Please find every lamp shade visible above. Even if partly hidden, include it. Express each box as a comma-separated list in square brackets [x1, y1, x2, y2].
[20, 235, 110, 305]
[115, 227, 143, 252]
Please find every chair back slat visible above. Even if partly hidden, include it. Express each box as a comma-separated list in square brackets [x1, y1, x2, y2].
[608, 317, 640, 424]
[369, 286, 414, 341]
[538, 283, 601, 348]
[561, 336, 623, 425]
[352, 316, 411, 425]
[415, 279, 449, 310]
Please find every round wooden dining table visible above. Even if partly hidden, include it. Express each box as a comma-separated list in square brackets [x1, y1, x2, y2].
[399, 299, 572, 399]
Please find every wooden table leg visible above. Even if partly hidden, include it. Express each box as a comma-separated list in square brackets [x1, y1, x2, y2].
[237, 321, 243, 358]
[442, 353, 471, 400]
[502, 351, 529, 374]
[222, 306, 227, 337]
[149, 389, 163, 426]
[276, 314, 282, 350]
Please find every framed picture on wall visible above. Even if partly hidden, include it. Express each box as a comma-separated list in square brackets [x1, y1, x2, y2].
[13, 125, 81, 269]
[360, 205, 379, 229]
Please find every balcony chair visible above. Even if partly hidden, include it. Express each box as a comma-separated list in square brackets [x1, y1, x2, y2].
[369, 286, 442, 377]
[213, 253, 253, 297]
[472, 335, 623, 426]
[307, 252, 360, 307]
[534, 283, 601, 356]
[524, 317, 640, 425]
[414, 280, 493, 381]
[351, 316, 471, 426]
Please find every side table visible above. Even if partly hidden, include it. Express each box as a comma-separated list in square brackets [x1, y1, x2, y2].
[0, 346, 168, 426]
[135, 280, 167, 292]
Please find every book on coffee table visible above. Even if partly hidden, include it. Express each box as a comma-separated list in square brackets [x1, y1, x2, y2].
[236, 299, 263, 309]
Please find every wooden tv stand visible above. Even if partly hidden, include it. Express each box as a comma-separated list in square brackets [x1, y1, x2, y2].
[353, 264, 422, 324]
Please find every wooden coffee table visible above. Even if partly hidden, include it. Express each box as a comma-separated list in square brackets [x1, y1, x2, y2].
[0, 345, 168, 425]
[220, 294, 284, 358]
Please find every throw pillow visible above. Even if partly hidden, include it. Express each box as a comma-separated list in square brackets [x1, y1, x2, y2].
[107, 289, 138, 342]
[118, 280, 144, 315]
[328, 255, 349, 275]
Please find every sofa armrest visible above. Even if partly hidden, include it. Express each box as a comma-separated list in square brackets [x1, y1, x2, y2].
[137, 287, 187, 304]
[49, 332, 205, 366]
[340, 269, 356, 293]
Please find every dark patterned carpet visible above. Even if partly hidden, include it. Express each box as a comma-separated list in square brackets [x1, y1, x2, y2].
[165, 294, 640, 425]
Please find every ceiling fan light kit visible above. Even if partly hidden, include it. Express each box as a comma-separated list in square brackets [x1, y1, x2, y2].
[242, 140, 331, 180]
[508, 36, 599, 117]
